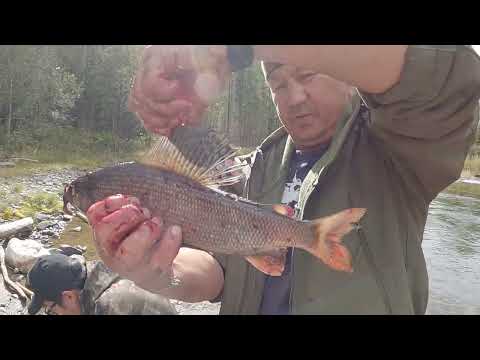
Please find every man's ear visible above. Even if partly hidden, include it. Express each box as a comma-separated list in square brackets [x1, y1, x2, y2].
[61, 290, 76, 304]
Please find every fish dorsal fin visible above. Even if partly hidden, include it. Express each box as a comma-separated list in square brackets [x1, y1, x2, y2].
[139, 126, 248, 187]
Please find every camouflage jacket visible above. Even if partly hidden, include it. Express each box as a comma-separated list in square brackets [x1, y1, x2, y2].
[213, 45, 480, 314]
[79, 261, 177, 315]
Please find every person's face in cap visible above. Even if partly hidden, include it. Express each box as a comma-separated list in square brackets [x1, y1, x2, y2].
[41, 290, 82, 315]
[263, 62, 354, 150]
[27, 254, 85, 315]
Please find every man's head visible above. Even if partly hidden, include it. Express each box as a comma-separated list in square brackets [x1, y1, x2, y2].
[262, 62, 354, 150]
[27, 254, 86, 315]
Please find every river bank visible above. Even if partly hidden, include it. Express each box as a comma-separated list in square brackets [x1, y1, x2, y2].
[444, 177, 480, 199]
[0, 166, 220, 315]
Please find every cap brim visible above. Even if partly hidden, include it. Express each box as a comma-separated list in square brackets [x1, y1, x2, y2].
[27, 294, 44, 315]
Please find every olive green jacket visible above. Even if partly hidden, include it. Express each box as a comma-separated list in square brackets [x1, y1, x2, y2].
[80, 261, 177, 315]
[213, 45, 480, 315]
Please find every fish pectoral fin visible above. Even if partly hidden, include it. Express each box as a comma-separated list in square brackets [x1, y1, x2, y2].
[245, 249, 288, 276]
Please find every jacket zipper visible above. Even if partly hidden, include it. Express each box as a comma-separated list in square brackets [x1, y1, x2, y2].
[288, 248, 295, 314]
[357, 227, 393, 314]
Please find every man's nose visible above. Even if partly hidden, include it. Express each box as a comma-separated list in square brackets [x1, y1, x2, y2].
[287, 80, 307, 108]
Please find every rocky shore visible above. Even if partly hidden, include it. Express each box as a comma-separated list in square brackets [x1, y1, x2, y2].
[0, 168, 220, 315]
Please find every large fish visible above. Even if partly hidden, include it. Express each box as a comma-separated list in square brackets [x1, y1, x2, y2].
[63, 127, 366, 278]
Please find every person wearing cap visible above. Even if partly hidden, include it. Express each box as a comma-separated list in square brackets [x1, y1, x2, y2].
[87, 45, 480, 314]
[27, 254, 177, 315]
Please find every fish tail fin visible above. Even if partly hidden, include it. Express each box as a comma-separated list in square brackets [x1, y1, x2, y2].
[303, 208, 367, 273]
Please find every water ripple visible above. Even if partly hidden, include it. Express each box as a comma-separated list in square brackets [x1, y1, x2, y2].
[424, 193, 480, 315]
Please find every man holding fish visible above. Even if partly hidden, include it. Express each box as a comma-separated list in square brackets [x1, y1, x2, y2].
[81, 45, 480, 314]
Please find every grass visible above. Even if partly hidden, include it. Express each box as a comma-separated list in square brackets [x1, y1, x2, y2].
[2, 160, 112, 179]
[444, 181, 480, 199]
[462, 154, 480, 178]
[13, 184, 24, 193]
[0, 148, 146, 179]
[0, 207, 17, 221]
[0, 126, 149, 178]
[0, 192, 64, 220]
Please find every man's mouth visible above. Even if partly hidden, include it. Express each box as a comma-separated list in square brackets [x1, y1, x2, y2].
[294, 113, 313, 119]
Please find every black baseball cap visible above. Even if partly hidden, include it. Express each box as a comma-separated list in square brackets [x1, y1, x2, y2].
[26, 254, 86, 315]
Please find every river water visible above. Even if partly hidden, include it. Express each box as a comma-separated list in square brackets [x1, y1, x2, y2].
[424, 192, 480, 315]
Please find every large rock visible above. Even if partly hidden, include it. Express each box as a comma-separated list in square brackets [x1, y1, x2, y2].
[4, 238, 50, 274]
[0, 217, 34, 239]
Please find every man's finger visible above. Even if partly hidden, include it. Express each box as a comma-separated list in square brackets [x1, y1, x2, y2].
[94, 204, 150, 255]
[115, 217, 164, 272]
[87, 194, 140, 227]
[142, 73, 181, 102]
[137, 110, 182, 137]
[148, 225, 182, 272]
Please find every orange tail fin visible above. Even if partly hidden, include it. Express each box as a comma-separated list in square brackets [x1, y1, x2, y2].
[301, 208, 367, 273]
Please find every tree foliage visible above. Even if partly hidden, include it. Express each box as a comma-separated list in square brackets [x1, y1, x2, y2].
[0, 45, 281, 161]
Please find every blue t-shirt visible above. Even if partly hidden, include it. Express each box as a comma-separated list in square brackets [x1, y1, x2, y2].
[259, 146, 328, 315]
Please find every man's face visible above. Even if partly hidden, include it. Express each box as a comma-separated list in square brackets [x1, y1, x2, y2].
[265, 63, 353, 149]
[43, 290, 81, 315]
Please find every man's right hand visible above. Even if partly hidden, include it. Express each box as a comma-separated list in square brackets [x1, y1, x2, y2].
[86, 194, 183, 292]
[128, 45, 231, 137]
[86, 194, 225, 302]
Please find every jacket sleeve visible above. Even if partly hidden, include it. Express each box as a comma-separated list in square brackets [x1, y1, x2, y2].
[360, 45, 480, 201]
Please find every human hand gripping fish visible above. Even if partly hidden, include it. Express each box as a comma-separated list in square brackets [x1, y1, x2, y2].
[64, 127, 366, 293]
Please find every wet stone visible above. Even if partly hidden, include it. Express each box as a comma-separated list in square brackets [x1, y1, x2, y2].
[36, 220, 56, 230]
[35, 213, 51, 222]
[58, 244, 83, 256]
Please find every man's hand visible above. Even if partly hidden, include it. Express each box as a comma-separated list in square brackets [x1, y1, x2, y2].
[86, 194, 225, 301]
[87, 194, 182, 292]
[128, 45, 231, 137]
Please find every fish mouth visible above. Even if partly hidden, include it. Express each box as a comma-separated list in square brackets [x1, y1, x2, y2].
[63, 184, 74, 215]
